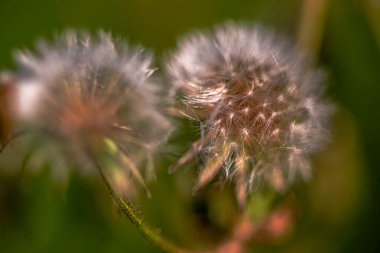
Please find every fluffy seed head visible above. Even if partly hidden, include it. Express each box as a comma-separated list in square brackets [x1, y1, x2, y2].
[167, 22, 331, 205]
[13, 30, 171, 192]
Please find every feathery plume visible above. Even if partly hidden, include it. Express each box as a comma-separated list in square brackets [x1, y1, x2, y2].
[166, 22, 331, 206]
[12, 30, 171, 194]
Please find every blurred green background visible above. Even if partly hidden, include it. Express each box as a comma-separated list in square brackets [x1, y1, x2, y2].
[0, 0, 379, 252]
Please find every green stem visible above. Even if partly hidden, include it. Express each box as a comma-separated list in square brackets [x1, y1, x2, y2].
[91, 157, 187, 253]
[297, 0, 330, 59]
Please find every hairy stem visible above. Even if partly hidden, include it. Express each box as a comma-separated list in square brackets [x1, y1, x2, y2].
[91, 157, 187, 253]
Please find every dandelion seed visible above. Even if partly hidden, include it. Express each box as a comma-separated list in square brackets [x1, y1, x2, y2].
[166, 22, 331, 206]
[12, 30, 171, 194]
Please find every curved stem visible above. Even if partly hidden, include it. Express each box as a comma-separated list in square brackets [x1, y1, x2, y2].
[91, 157, 188, 253]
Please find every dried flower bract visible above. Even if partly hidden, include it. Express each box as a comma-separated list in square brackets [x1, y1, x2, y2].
[167, 22, 331, 206]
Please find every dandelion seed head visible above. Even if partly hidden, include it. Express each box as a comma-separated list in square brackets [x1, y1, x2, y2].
[13, 30, 171, 191]
[167, 22, 332, 205]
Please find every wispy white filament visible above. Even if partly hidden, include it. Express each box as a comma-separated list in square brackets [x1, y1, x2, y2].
[167, 22, 332, 203]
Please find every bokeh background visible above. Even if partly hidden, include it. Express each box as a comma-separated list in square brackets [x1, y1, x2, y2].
[0, 0, 379, 252]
